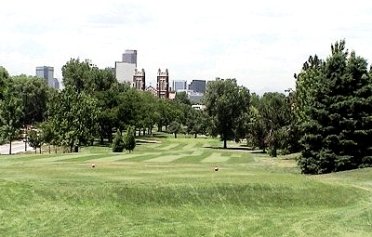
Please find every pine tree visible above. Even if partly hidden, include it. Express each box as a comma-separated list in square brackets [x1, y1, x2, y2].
[112, 130, 124, 152]
[297, 40, 372, 173]
[124, 126, 136, 153]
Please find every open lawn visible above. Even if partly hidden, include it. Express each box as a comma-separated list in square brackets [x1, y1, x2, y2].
[0, 135, 371, 236]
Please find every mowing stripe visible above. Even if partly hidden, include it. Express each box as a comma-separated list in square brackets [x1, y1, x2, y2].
[201, 153, 230, 163]
[89, 152, 158, 162]
[144, 153, 187, 162]
[116, 152, 160, 161]
[35, 153, 99, 162]
[56, 154, 104, 162]
[159, 143, 180, 150]
[146, 143, 162, 148]
[182, 143, 196, 150]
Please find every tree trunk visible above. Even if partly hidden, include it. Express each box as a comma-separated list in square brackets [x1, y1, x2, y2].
[223, 138, 227, 149]
[272, 145, 277, 157]
[194, 133, 197, 138]
[48, 145, 51, 154]
[9, 140, 12, 155]
[175, 133, 177, 139]
[39, 147, 42, 154]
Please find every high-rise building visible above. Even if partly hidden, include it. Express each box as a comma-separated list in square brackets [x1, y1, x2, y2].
[188, 80, 206, 93]
[157, 69, 169, 99]
[172, 80, 187, 92]
[53, 78, 60, 90]
[115, 61, 136, 84]
[122, 50, 137, 66]
[133, 68, 145, 91]
[115, 50, 138, 84]
[36, 66, 54, 88]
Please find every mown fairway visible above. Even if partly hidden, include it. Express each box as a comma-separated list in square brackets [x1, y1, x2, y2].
[0, 136, 371, 236]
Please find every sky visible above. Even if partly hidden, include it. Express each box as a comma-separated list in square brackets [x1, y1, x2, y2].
[1, 0, 372, 93]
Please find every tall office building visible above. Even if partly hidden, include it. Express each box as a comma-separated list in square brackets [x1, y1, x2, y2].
[122, 50, 137, 66]
[115, 61, 136, 84]
[188, 80, 206, 93]
[36, 66, 54, 88]
[116, 50, 138, 84]
[172, 80, 187, 92]
[53, 78, 60, 90]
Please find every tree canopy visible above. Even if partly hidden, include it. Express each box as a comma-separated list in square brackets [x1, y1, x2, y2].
[296, 40, 372, 174]
[204, 79, 250, 148]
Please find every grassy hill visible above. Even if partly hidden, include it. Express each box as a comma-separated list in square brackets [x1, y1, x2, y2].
[0, 135, 371, 236]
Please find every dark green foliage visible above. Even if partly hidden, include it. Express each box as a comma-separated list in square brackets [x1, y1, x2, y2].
[124, 126, 136, 152]
[0, 81, 24, 154]
[246, 93, 293, 156]
[39, 121, 55, 153]
[259, 92, 291, 157]
[174, 91, 191, 105]
[168, 121, 182, 138]
[28, 130, 42, 154]
[47, 88, 98, 152]
[62, 58, 93, 93]
[296, 40, 372, 174]
[12, 75, 50, 125]
[112, 130, 124, 152]
[204, 79, 251, 148]
[0, 66, 10, 100]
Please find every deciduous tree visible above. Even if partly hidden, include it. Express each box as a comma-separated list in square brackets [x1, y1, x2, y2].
[204, 79, 250, 148]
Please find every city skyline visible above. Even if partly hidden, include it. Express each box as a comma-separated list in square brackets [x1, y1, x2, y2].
[1, 0, 372, 94]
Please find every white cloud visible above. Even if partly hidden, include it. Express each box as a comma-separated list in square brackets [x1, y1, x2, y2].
[1, 0, 372, 93]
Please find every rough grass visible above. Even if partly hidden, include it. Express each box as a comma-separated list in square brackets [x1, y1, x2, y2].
[0, 135, 371, 236]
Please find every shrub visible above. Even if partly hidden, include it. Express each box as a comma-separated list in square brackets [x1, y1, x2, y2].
[112, 130, 124, 152]
[124, 126, 136, 152]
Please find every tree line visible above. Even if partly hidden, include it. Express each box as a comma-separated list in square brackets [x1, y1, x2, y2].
[1, 40, 371, 174]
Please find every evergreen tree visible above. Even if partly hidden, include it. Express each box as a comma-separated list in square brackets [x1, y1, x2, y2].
[297, 40, 372, 173]
[124, 126, 136, 152]
[112, 130, 124, 152]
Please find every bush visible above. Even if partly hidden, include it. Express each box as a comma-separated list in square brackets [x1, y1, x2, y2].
[124, 126, 136, 152]
[112, 130, 124, 152]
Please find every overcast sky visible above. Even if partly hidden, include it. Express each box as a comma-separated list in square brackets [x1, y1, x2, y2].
[1, 0, 372, 93]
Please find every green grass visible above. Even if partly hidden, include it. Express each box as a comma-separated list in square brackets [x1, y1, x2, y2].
[0, 135, 371, 236]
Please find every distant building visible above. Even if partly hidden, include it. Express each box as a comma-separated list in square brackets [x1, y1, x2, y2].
[115, 50, 139, 85]
[189, 80, 206, 93]
[84, 59, 97, 68]
[169, 91, 176, 100]
[133, 68, 145, 91]
[53, 78, 60, 90]
[188, 91, 204, 104]
[115, 61, 136, 84]
[122, 50, 137, 66]
[36, 66, 55, 88]
[157, 69, 169, 99]
[145, 85, 157, 97]
[172, 80, 187, 92]
[191, 104, 206, 110]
